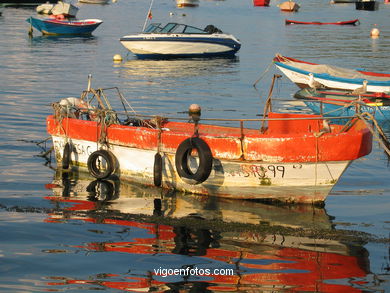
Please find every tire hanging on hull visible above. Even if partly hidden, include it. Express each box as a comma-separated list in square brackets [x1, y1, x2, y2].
[87, 150, 116, 180]
[175, 137, 213, 185]
[153, 153, 163, 187]
[62, 142, 71, 169]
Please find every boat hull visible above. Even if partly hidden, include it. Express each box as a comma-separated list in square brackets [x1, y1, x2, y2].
[294, 88, 390, 121]
[51, 135, 352, 203]
[274, 56, 390, 92]
[47, 114, 372, 204]
[176, 0, 199, 7]
[1, 0, 56, 5]
[331, 0, 356, 3]
[79, 0, 109, 4]
[278, 1, 300, 11]
[303, 101, 390, 121]
[120, 35, 241, 58]
[253, 0, 270, 6]
[285, 19, 359, 25]
[355, 0, 378, 10]
[26, 17, 102, 35]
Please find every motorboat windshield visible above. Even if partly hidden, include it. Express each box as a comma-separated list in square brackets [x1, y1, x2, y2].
[143, 23, 222, 34]
[143, 23, 163, 33]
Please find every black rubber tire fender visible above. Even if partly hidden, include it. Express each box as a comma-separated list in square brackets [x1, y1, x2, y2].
[175, 137, 213, 184]
[87, 150, 116, 180]
[62, 142, 71, 169]
[153, 153, 163, 187]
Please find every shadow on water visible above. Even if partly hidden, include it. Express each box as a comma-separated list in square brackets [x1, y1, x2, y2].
[23, 168, 378, 292]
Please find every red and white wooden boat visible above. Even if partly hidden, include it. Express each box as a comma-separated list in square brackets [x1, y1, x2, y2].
[46, 79, 372, 204]
[274, 54, 390, 93]
[285, 19, 360, 25]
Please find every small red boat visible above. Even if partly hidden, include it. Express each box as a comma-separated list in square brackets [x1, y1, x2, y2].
[285, 19, 360, 25]
[253, 0, 270, 6]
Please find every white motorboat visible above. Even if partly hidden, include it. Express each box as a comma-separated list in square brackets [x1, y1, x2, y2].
[119, 22, 241, 59]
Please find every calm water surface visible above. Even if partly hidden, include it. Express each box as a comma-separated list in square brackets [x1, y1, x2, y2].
[0, 0, 390, 291]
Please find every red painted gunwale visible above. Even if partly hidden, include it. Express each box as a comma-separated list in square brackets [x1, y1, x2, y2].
[44, 19, 100, 26]
[46, 112, 372, 163]
[285, 19, 359, 25]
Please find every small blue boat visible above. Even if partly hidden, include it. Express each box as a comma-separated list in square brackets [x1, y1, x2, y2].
[294, 88, 390, 122]
[26, 16, 103, 35]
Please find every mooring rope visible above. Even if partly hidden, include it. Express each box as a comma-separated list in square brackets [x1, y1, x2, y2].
[357, 112, 390, 157]
[253, 60, 274, 88]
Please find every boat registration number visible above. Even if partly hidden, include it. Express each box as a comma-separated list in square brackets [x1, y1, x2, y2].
[232, 164, 287, 178]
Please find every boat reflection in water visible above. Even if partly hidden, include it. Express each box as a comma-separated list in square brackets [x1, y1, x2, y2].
[118, 57, 239, 79]
[44, 170, 370, 292]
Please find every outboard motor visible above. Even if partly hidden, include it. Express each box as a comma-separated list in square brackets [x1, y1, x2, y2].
[204, 24, 223, 34]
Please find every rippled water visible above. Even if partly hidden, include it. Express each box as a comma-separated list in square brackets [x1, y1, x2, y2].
[0, 0, 389, 291]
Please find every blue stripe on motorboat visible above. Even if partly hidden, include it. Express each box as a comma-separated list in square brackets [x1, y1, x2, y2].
[275, 61, 390, 86]
[119, 36, 241, 50]
[132, 51, 238, 59]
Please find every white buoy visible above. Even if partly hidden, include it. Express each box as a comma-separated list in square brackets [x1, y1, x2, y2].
[113, 54, 122, 62]
[370, 25, 380, 38]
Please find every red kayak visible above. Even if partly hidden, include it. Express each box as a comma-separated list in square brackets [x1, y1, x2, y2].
[285, 19, 360, 25]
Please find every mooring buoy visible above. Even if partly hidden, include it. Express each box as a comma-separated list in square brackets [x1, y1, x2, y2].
[113, 54, 122, 62]
[371, 25, 380, 38]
